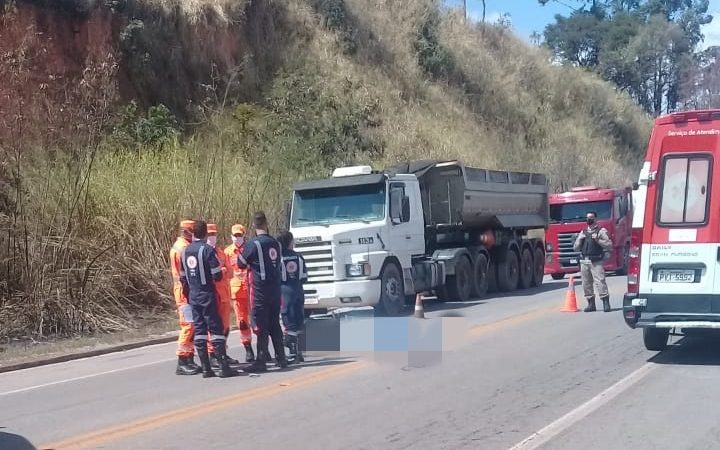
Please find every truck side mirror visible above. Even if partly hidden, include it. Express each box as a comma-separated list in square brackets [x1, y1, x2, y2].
[283, 200, 292, 229]
[390, 190, 402, 223]
[401, 196, 410, 223]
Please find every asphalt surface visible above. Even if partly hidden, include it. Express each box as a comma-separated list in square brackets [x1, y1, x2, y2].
[2, 275, 718, 450]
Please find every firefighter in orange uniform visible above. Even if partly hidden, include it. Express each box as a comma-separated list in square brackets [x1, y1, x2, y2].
[225, 224, 256, 362]
[206, 223, 240, 366]
[170, 220, 201, 375]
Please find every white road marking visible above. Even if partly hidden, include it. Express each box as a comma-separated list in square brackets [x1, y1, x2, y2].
[506, 363, 656, 450]
[0, 358, 177, 397]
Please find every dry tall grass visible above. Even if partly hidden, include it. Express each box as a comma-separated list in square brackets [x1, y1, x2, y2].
[0, 0, 652, 342]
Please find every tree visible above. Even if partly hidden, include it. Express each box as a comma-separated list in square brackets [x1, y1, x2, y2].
[540, 0, 714, 115]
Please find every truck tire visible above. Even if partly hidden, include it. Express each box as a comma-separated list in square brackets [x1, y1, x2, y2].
[643, 328, 669, 351]
[497, 247, 519, 292]
[487, 259, 498, 293]
[447, 256, 473, 302]
[377, 263, 405, 316]
[616, 245, 629, 276]
[551, 273, 565, 281]
[519, 246, 534, 290]
[472, 254, 489, 298]
[532, 247, 545, 287]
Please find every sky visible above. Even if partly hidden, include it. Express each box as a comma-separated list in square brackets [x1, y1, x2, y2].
[448, 0, 720, 50]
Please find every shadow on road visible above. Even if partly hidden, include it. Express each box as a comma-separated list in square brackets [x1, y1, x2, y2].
[485, 281, 569, 300]
[295, 356, 359, 369]
[649, 333, 720, 366]
[0, 431, 37, 450]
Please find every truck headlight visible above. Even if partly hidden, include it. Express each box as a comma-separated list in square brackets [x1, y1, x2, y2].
[546, 243, 553, 252]
[346, 263, 371, 277]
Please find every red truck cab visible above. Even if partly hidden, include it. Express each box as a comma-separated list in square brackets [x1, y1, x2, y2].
[544, 186, 633, 280]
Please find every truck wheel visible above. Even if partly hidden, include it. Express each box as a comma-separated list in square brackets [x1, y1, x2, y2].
[551, 273, 565, 281]
[643, 328, 669, 351]
[532, 247, 545, 287]
[519, 247, 534, 290]
[448, 256, 473, 302]
[377, 263, 405, 316]
[487, 259, 498, 293]
[616, 245, 629, 276]
[472, 254, 489, 298]
[497, 247, 519, 292]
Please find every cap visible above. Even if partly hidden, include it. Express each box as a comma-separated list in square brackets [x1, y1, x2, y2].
[180, 220, 195, 232]
[207, 223, 218, 235]
[231, 224, 246, 236]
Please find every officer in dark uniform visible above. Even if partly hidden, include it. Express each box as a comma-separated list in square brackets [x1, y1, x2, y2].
[238, 212, 288, 373]
[180, 220, 235, 378]
[277, 231, 307, 364]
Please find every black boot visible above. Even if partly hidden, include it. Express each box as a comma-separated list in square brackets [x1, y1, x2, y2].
[584, 298, 597, 313]
[209, 353, 220, 369]
[196, 346, 215, 378]
[244, 343, 256, 363]
[175, 356, 202, 376]
[212, 340, 237, 378]
[270, 331, 288, 369]
[225, 349, 241, 366]
[601, 296, 611, 312]
[297, 332, 305, 363]
[243, 358, 267, 373]
[285, 334, 298, 364]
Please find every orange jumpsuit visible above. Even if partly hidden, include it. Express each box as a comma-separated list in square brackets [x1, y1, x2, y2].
[225, 243, 252, 346]
[207, 247, 233, 354]
[170, 237, 194, 357]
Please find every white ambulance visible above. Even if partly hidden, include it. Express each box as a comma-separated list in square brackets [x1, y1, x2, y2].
[624, 109, 720, 351]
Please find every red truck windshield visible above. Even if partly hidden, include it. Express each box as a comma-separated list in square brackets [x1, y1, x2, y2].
[549, 200, 612, 224]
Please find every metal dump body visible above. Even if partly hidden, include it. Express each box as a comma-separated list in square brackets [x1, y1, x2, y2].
[389, 160, 549, 231]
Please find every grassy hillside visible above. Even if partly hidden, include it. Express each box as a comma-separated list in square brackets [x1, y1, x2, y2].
[0, 0, 651, 341]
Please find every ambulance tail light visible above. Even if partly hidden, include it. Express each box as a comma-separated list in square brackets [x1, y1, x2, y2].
[627, 228, 642, 294]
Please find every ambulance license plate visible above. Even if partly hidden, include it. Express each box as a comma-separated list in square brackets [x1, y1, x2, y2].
[657, 269, 695, 283]
[304, 296, 319, 305]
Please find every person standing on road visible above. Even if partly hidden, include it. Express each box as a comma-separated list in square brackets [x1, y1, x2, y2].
[238, 212, 288, 373]
[277, 231, 307, 364]
[224, 224, 255, 363]
[206, 223, 240, 367]
[180, 220, 235, 378]
[574, 211, 613, 313]
[170, 219, 201, 376]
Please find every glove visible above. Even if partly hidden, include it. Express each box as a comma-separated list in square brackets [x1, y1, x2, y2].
[179, 304, 193, 324]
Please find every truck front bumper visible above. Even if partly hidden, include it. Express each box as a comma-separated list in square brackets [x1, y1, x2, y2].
[303, 279, 381, 310]
[623, 293, 720, 330]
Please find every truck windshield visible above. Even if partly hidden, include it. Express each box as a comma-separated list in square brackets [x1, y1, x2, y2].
[549, 201, 612, 224]
[291, 183, 386, 227]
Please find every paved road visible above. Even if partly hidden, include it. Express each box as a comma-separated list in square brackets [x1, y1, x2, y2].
[1, 276, 718, 450]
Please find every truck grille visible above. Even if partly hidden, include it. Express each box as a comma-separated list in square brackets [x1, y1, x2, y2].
[558, 232, 581, 268]
[294, 240, 334, 283]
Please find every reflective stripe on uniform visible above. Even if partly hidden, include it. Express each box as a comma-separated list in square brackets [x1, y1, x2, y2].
[211, 266, 222, 275]
[254, 240, 266, 281]
[199, 245, 207, 285]
[194, 335, 208, 341]
[180, 248, 188, 276]
[238, 253, 247, 266]
[299, 257, 307, 279]
[210, 334, 226, 341]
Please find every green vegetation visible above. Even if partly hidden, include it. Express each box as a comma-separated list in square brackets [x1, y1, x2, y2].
[0, 0, 651, 342]
[540, 0, 718, 114]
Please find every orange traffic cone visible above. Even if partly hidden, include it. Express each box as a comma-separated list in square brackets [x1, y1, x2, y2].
[414, 293, 426, 319]
[561, 276, 579, 313]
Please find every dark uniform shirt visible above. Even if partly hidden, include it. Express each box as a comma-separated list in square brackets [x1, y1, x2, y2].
[280, 248, 307, 293]
[180, 240, 223, 304]
[237, 234, 283, 305]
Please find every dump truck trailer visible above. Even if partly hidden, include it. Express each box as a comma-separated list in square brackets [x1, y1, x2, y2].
[288, 160, 550, 315]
